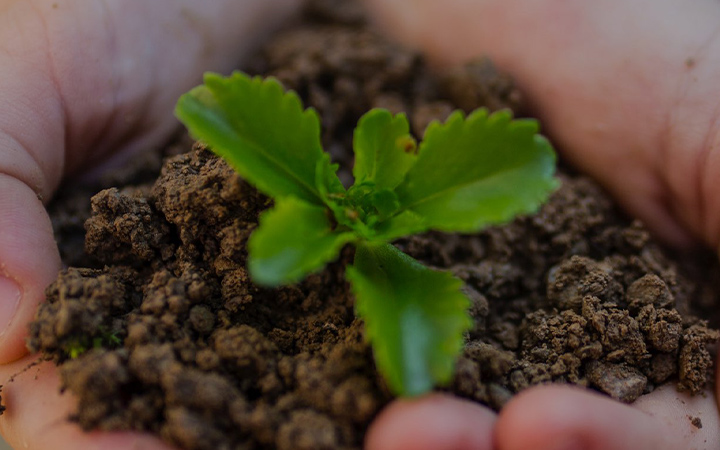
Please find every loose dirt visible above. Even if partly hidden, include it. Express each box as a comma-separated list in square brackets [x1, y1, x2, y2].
[25, 1, 719, 449]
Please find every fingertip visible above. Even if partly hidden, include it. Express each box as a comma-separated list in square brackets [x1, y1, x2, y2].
[495, 386, 595, 450]
[0, 174, 61, 364]
[495, 385, 682, 450]
[365, 393, 496, 450]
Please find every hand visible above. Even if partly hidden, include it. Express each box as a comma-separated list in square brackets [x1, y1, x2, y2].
[0, 1, 299, 448]
[362, 0, 720, 449]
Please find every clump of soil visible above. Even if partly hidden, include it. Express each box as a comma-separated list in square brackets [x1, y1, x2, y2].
[26, 1, 719, 449]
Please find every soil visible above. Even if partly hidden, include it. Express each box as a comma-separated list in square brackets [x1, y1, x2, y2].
[23, 1, 720, 449]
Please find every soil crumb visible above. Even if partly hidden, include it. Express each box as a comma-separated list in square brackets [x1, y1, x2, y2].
[28, 1, 719, 449]
[690, 416, 703, 429]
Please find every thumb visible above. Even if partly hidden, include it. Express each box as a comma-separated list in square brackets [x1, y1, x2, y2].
[0, 176, 60, 364]
[0, 4, 68, 363]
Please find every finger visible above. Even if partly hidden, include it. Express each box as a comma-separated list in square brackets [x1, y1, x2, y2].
[495, 384, 717, 450]
[0, 175, 61, 363]
[365, 393, 496, 450]
[363, 0, 720, 249]
[0, 79, 63, 364]
[0, 357, 175, 450]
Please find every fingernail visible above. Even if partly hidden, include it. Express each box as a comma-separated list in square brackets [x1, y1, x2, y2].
[0, 276, 21, 336]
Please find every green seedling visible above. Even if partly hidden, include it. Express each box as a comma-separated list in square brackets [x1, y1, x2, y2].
[175, 72, 558, 396]
[64, 328, 123, 359]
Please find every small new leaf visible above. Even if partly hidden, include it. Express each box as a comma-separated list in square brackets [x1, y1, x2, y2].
[372, 210, 427, 242]
[175, 72, 342, 205]
[370, 189, 400, 219]
[315, 153, 346, 202]
[249, 197, 355, 286]
[353, 109, 417, 191]
[347, 242, 471, 396]
[394, 109, 559, 232]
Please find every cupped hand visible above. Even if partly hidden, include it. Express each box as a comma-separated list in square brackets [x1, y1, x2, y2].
[362, 0, 720, 449]
[0, 1, 299, 448]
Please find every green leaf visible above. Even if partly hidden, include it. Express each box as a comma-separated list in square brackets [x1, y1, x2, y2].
[315, 153, 346, 202]
[370, 189, 400, 219]
[249, 197, 355, 286]
[175, 72, 342, 205]
[347, 242, 471, 396]
[394, 109, 559, 232]
[353, 109, 418, 191]
[372, 210, 427, 242]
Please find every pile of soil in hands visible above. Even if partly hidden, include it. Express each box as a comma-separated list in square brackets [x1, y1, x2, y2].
[25, 1, 720, 449]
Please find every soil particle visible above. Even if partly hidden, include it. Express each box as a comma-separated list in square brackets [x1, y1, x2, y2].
[189, 305, 216, 335]
[85, 187, 172, 265]
[586, 361, 647, 402]
[60, 349, 133, 430]
[163, 408, 223, 450]
[27, 267, 134, 361]
[690, 415, 703, 429]
[27, 1, 720, 449]
[547, 256, 623, 311]
[678, 324, 718, 393]
[638, 305, 682, 352]
[276, 410, 342, 450]
[627, 274, 675, 310]
[212, 325, 279, 381]
[435, 58, 523, 115]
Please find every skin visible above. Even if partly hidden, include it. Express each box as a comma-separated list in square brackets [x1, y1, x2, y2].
[0, 0, 718, 449]
[361, 0, 720, 449]
[0, 0, 301, 448]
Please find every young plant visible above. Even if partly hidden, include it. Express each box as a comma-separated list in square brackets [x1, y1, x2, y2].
[175, 72, 558, 396]
[64, 328, 123, 359]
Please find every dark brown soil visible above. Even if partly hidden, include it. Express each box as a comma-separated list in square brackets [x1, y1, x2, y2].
[26, 1, 719, 449]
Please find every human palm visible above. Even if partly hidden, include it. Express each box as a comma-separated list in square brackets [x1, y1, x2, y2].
[364, 0, 720, 449]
